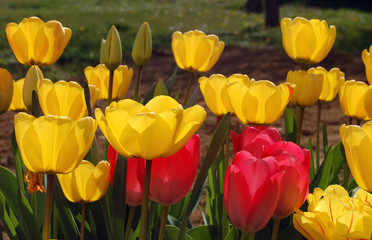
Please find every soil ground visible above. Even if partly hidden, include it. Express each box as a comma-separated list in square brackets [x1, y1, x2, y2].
[0, 46, 365, 236]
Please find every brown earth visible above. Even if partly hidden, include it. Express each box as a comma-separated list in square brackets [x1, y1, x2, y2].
[0, 46, 366, 233]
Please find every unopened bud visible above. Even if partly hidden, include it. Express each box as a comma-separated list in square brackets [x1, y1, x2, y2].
[132, 22, 152, 66]
[23, 65, 43, 111]
[100, 25, 122, 71]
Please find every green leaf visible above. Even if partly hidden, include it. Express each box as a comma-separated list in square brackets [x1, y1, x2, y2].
[169, 193, 189, 221]
[277, 223, 303, 240]
[186, 176, 207, 216]
[143, 82, 157, 104]
[88, 208, 99, 240]
[316, 147, 333, 190]
[187, 225, 218, 240]
[348, 179, 358, 192]
[112, 155, 127, 240]
[10, 130, 26, 195]
[165, 66, 178, 95]
[329, 142, 346, 184]
[154, 79, 169, 96]
[323, 123, 329, 155]
[185, 84, 200, 109]
[284, 106, 297, 143]
[83, 79, 93, 117]
[165, 225, 192, 240]
[0, 192, 20, 240]
[0, 166, 19, 216]
[16, 190, 42, 240]
[177, 112, 231, 240]
[308, 138, 315, 181]
[224, 227, 238, 240]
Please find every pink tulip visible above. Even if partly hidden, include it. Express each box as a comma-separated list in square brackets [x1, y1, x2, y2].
[150, 134, 200, 206]
[224, 150, 284, 233]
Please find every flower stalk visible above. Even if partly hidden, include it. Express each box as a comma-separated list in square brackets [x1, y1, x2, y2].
[158, 205, 169, 240]
[316, 102, 321, 172]
[271, 218, 281, 240]
[139, 160, 152, 240]
[42, 174, 55, 240]
[134, 65, 143, 102]
[107, 69, 114, 105]
[80, 203, 86, 240]
[296, 106, 305, 145]
[183, 72, 194, 106]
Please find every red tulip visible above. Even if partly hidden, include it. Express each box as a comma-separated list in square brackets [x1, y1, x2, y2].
[231, 125, 282, 157]
[108, 145, 145, 207]
[150, 134, 200, 206]
[224, 150, 284, 233]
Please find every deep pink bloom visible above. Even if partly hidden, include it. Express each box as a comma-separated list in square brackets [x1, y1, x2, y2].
[224, 150, 284, 233]
[150, 134, 200, 206]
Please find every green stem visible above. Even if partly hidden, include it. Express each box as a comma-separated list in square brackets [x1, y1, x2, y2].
[296, 106, 305, 146]
[158, 206, 169, 240]
[52, 201, 58, 239]
[139, 160, 152, 240]
[107, 69, 114, 105]
[316, 103, 321, 173]
[271, 219, 280, 240]
[80, 203, 86, 240]
[241, 232, 255, 240]
[134, 65, 143, 102]
[42, 174, 54, 240]
[343, 163, 350, 190]
[222, 122, 230, 239]
[124, 207, 135, 240]
[182, 72, 194, 106]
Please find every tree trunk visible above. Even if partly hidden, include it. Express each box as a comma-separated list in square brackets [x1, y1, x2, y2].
[244, 0, 263, 13]
[265, 0, 279, 27]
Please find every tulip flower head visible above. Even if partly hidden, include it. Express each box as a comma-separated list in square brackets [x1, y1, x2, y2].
[14, 113, 97, 174]
[100, 25, 122, 71]
[0, 68, 14, 114]
[286, 70, 323, 107]
[339, 80, 370, 120]
[227, 79, 294, 125]
[224, 150, 284, 233]
[23, 65, 43, 111]
[172, 30, 225, 73]
[58, 160, 110, 203]
[6, 16, 72, 66]
[199, 74, 252, 116]
[340, 121, 372, 192]
[362, 45, 372, 85]
[84, 64, 133, 100]
[38, 79, 99, 121]
[281, 17, 336, 64]
[132, 22, 152, 66]
[9, 79, 27, 111]
[294, 185, 372, 240]
[308, 67, 344, 102]
[95, 95, 206, 160]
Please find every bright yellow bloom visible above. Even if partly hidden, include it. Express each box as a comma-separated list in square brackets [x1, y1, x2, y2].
[339, 80, 370, 120]
[132, 22, 152, 66]
[286, 70, 323, 107]
[281, 17, 336, 64]
[95, 95, 206, 160]
[340, 121, 372, 191]
[38, 79, 99, 121]
[57, 160, 110, 203]
[226, 79, 294, 125]
[14, 113, 97, 174]
[0, 68, 14, 114]
[23, 65, 43, 111]
[199, 74, 252, 116]
[84, 64, 133, 100]
[308, 67, 344, 102]
[362, 46, 372, 84]
[6, 16, 72, 66]
[293, 185, 372, 240]
[9, 79, 27, 111]
[172, 30, 225, 72]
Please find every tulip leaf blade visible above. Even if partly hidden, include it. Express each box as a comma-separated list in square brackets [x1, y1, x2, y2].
[316, 147, 333, 190]
[186, 176, 207, 216]
[0, 166, 19, 217]
[277, 224, 303, 240]
[16, 189, 42, 240]
[10, 130, 26, 195]
[329, 141, 346, 184]
[166, 66, 178, 95]
[143, 82, 157, 104]
[307, 138, 315, 181]
[177, 112, 231, 240]
[165, 225, 192, 240]
[0, 191, 20, 240]
[323, 123, 329, 155]
[187, 225, 218, 240]
[155, 79, 169, 97]
[284, 106, 297, 143]
[112, 155, 127, 240]
[185, 84, 200, 109]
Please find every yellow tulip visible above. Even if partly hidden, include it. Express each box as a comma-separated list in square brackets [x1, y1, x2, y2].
[172, 30, 225, 72]
[84, 64, 133, 100]
[57, 160, 110, 203]
[132, 22, 152, 66]
[95, 95, 206, 160]
[339, 121, 372, 191]
[293, 185, 372, 240]
[38, 79, 99, 121]
[362, 46, 372, 84]
[199, 74, 252, 116]
[281, 17, 336, 64]
[6, 16, 71, 66]
[308, 67, 344, 102]
[226, 79, 294, 125]
[339, 80, 370, 120]
[0, 68, 14, 114]
[23, 65, 43, 111]
[9, 79, 27, 111]
[14, 113, 97, 174]
[286, 70, 323, 107]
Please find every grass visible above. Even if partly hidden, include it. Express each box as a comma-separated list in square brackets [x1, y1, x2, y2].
[0, 0, 371, 79]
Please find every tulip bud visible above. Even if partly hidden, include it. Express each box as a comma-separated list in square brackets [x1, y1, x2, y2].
[132, 22, 152, 66]
[23, 65, 43, 111]
[100, 25, 122, 71]
[0, 68, 14, 114]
